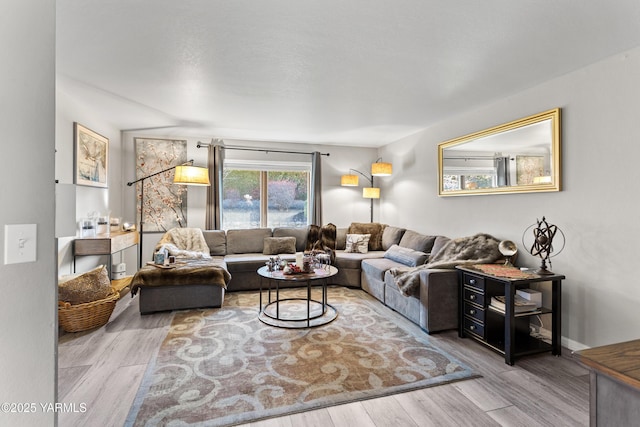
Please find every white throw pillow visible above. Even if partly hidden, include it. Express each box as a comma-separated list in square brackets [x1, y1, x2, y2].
[345, 234, 371, 254]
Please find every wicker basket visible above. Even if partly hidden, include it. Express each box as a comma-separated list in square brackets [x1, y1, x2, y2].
[58, 292, 119, 333]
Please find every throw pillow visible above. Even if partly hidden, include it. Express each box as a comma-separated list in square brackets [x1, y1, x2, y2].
[384, 244, 429, 267]
[348, 222, 386, 251]
[58, 265, 112, 305]
[263, 237, 297, 255]
[345, 234, 371, 254]
[398, 230, 437, 253]
[430, 235, 451, 258]
[381, 226, 406, 250]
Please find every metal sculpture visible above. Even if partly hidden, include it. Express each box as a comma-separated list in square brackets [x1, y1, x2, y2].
[522, 216, 565, 275]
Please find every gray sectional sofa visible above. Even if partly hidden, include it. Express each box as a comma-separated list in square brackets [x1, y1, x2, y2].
[191, 224, 459, 334]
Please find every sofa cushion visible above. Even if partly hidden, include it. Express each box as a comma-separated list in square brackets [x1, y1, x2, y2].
[263, 237, 296, 255]
[202, 230, 227, 256]
[58, 265, 112, 304]
[382, 226, 406, 250]
[273, 227, 308, 252]
[430, 235, 451, 258]
[336, 228, 348, 250]
[226, 228, 272, 254]
[345, 234, 370, 253]
[334, 250, 386, 269]
[362, 257, 406, 282]
[224, 253, 296, 272]
[399, 230, 437, 253]
[348, 222, 386, 251]
[384, 244, 429, 267]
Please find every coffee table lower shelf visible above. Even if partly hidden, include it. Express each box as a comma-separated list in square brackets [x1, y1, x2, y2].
[258, 297, 338, 328]
[257, 265, 339, 329]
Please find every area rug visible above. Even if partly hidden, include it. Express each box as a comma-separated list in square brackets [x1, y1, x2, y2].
[126, 286, 478, 426]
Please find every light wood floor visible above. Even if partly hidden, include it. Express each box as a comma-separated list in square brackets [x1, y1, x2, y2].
[58, 290, 590, 427]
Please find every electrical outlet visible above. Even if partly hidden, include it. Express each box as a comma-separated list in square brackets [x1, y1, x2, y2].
[4, 224, 37, 264]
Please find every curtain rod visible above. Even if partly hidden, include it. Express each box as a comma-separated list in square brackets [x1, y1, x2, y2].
[196, 141, 329, 156]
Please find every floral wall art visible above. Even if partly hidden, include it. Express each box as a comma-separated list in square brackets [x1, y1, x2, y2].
[134, 138, 188, 232]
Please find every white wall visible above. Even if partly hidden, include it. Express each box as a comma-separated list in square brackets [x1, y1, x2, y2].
[0, 1, 56, 425]
[56, 88, 138, 276]
[379, 45, 640, 349]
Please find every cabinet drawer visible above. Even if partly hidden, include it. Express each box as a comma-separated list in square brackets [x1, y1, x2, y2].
[463, 317, 485, 339]
[463, 302, 485, 323]
[463, 287, 485, 307]
[463, 273, 485, 289]
[74, 238, 111, 255]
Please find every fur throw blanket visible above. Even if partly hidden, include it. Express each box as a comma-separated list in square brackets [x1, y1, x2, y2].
[155, 228, 212, 259]
[306, 223, 337, 263]
[389, 233, 502, 297]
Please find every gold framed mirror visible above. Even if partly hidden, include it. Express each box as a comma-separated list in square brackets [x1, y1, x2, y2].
[438, 108, 561, 196]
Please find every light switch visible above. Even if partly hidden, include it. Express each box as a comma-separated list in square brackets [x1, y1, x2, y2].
[4, 224, 37, 264]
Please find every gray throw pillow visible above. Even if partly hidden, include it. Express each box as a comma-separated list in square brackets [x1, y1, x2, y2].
[263, 237, 297, 255]
[399, 230, 437, 253]
[384, 244, 429, 267]
[430, 236, 451, 258]
[273, 227, 308, 252]
[382, 226, 406, 250]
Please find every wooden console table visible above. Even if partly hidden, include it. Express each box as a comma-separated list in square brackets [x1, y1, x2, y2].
[575, 339, 640, 426]
[74, 231, 139, 277]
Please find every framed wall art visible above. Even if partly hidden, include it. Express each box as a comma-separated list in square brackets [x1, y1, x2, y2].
[74, 123, 109, 188]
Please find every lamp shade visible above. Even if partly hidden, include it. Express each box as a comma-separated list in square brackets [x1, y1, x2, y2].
[362, 187, 380, 199]
[341, 174, 359, 186]
[173, 165, 211, 186]
[371, 161, 392, 176]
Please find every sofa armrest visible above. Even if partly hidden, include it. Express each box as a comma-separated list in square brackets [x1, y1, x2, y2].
[418, 268, 459, 332]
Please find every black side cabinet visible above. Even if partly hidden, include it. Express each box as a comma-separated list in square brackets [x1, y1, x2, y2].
[457, 265, 564, 365]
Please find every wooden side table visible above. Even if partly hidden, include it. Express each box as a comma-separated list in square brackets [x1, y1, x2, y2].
[575, 339, 640, 426]
[457, 264, 564, 365]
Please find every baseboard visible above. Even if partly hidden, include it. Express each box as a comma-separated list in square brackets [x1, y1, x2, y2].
[531, 325, 588, 352]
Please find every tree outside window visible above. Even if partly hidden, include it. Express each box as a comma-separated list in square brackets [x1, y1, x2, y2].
[222, 169, 309, 229]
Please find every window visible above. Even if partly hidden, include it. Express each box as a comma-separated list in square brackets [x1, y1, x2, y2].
[222, 160, 310, 229]
[443, 167, 497, 191]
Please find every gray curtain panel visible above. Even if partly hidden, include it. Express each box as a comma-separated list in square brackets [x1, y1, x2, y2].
[206, 140, 225, 230]
[311, 151, 323, 225]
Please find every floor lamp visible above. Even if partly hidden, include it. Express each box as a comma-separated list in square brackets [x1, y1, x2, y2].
[341, 159, 392, 222]
[127, 159, 210, 268]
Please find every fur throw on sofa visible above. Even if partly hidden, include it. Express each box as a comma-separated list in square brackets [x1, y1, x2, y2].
[306, 223, 337, 263]
[155, 228, 212, 259]
[389, 233, 502, 297]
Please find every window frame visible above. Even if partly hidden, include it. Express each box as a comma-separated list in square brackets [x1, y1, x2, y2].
[222, 159, 312, 230]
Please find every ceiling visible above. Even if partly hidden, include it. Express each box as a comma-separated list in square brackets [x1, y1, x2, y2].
[56, 1, 640, 148]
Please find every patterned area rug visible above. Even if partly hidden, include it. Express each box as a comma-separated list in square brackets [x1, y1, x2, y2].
[126, 287, 478, 426]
